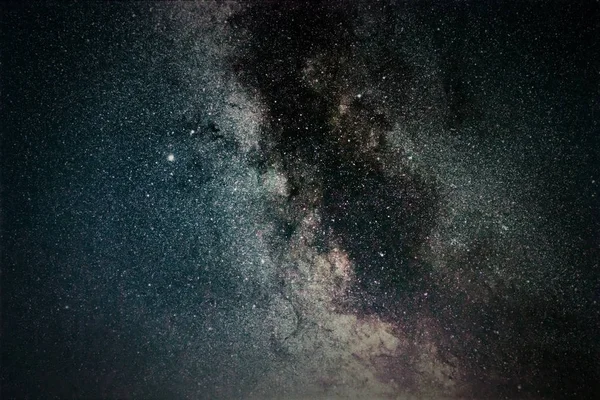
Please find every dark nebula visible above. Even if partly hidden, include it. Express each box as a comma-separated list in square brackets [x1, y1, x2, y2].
[232, 2, 438, 312]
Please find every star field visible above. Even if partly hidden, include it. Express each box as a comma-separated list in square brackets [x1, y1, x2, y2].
[2, 2, 599, 399]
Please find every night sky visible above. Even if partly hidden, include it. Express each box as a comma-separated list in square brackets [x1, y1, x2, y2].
[2, 2, 599, 399]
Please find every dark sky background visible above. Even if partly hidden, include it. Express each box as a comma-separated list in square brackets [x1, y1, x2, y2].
[2, 2, 599, 399]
